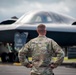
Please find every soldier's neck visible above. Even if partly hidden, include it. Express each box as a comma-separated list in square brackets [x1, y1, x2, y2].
[38, 34, 46, 37]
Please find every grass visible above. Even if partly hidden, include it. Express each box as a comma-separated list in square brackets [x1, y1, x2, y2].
[0, 58, 1, 62]
[52, 57, 76, 63]
[28, 57, 76, 63]
[0, 57, 76, 66]
[0, 57, 76, 63]
[13, 57, 76, 66]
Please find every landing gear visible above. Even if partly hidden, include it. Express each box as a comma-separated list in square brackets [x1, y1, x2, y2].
[1, 52, 19, 63]
[1, 53, 8, 62]
[53, 73, 54, 75]
[8, 52, 15, 62]
[0, 32, 28, 63]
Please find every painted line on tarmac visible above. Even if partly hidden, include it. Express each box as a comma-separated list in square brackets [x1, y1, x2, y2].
[13, 63, 21, 66]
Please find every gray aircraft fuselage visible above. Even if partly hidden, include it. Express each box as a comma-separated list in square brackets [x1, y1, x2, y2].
[0, 28, 76, 46]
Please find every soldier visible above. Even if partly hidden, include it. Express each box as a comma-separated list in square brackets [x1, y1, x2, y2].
[18, 24, 65, 75]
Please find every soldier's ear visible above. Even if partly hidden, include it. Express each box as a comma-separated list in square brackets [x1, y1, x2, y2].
[37, 29, 39, 34]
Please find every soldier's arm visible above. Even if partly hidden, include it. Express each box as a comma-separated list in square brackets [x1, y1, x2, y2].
[51, 39, 65, 68]
[18, 41, 31, 67]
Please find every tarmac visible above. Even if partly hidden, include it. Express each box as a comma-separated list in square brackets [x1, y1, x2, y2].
[0, 57, 76, 68]
[13, 58, 76, 68]
[0, 62, 76, 75]
[0, 65, 76, 75]
[61, 62, 76, 68]
[13, 62, 76, 68]
[62, 57, 76, 68]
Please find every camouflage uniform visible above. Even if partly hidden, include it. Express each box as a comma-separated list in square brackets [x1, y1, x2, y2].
[18, 36, 65, 75]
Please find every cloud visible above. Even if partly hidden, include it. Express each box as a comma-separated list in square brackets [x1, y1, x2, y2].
[0, 0, 76, 22]
[62, 0, 76, 18]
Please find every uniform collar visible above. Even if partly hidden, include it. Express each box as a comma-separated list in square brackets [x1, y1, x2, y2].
[38, 35, 46, 38]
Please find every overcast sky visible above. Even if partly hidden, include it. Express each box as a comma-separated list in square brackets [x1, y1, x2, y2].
[0, 0, 76, 22]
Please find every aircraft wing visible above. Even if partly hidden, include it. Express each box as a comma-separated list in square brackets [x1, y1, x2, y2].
[0, 24, 18, 31]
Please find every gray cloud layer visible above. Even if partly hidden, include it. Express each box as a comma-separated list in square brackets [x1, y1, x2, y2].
[0, 0, 76, 22]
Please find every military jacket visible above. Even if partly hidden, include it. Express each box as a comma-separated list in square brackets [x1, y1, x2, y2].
[18, 36, 65, 74]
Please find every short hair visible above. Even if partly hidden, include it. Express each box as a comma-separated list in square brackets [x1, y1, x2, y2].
[37, 24, 46, 34]
[37, 24, 46, 30]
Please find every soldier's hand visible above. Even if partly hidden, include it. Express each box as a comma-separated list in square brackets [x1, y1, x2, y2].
[49, 63, 55, 69]
[26, 63, 33, 68]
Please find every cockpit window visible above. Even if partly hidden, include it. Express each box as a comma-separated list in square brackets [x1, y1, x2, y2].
[16, 11, 75, 24]
[35, 16, 42, 22]
[29, 15, 42, 23]
[49, 12, 75, 24]
[29, 12, 52, 23]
